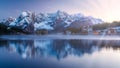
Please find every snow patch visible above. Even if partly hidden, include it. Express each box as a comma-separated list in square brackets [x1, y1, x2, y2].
[34, 22, 54, 31]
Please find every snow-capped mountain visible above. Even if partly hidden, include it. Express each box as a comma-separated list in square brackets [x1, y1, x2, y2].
[9, 11, 35, 29]
[0, 10, 104, 34]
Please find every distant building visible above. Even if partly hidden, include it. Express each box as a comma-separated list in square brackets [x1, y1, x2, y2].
[93, 30, 101, 35]
[115, 27, 120, 33]
[103, 26, 120, 35]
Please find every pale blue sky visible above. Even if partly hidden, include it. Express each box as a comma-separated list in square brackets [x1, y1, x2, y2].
[0, 0, 120, 22]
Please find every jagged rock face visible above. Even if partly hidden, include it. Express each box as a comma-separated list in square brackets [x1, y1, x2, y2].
[8, 11, 35, 33]
[24, 23, 34, 34]
[0, 17, 15, 25]
[69, 18, 93, 28]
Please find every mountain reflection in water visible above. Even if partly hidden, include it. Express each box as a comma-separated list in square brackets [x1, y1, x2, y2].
[0, 39, 120, 60]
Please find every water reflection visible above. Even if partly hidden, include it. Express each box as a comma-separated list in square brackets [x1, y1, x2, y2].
[0, 39, 120, 60]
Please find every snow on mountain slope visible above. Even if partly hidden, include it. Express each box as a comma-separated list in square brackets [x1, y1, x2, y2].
[34, 22, 54, 31]
[9, 12, 30, 28]
[86, 16, 103, 24]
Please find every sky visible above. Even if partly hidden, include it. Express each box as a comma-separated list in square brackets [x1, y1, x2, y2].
[0, 0, 120, 22]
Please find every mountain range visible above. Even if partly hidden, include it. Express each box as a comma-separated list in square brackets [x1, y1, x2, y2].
[0, 10, 103, 34]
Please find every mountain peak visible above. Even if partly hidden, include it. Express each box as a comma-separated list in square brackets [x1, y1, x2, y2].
[21, 12, 28, 17]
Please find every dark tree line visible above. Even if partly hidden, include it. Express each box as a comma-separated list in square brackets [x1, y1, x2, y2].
[93, 21, 120, 30]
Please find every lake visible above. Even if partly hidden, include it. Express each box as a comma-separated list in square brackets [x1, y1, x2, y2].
[0, 35, 120, 68]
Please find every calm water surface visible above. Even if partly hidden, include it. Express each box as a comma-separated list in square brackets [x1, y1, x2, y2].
[0, 35, 120, 68]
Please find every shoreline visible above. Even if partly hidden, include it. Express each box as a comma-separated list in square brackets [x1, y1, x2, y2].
[0, 35, 120, 40]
